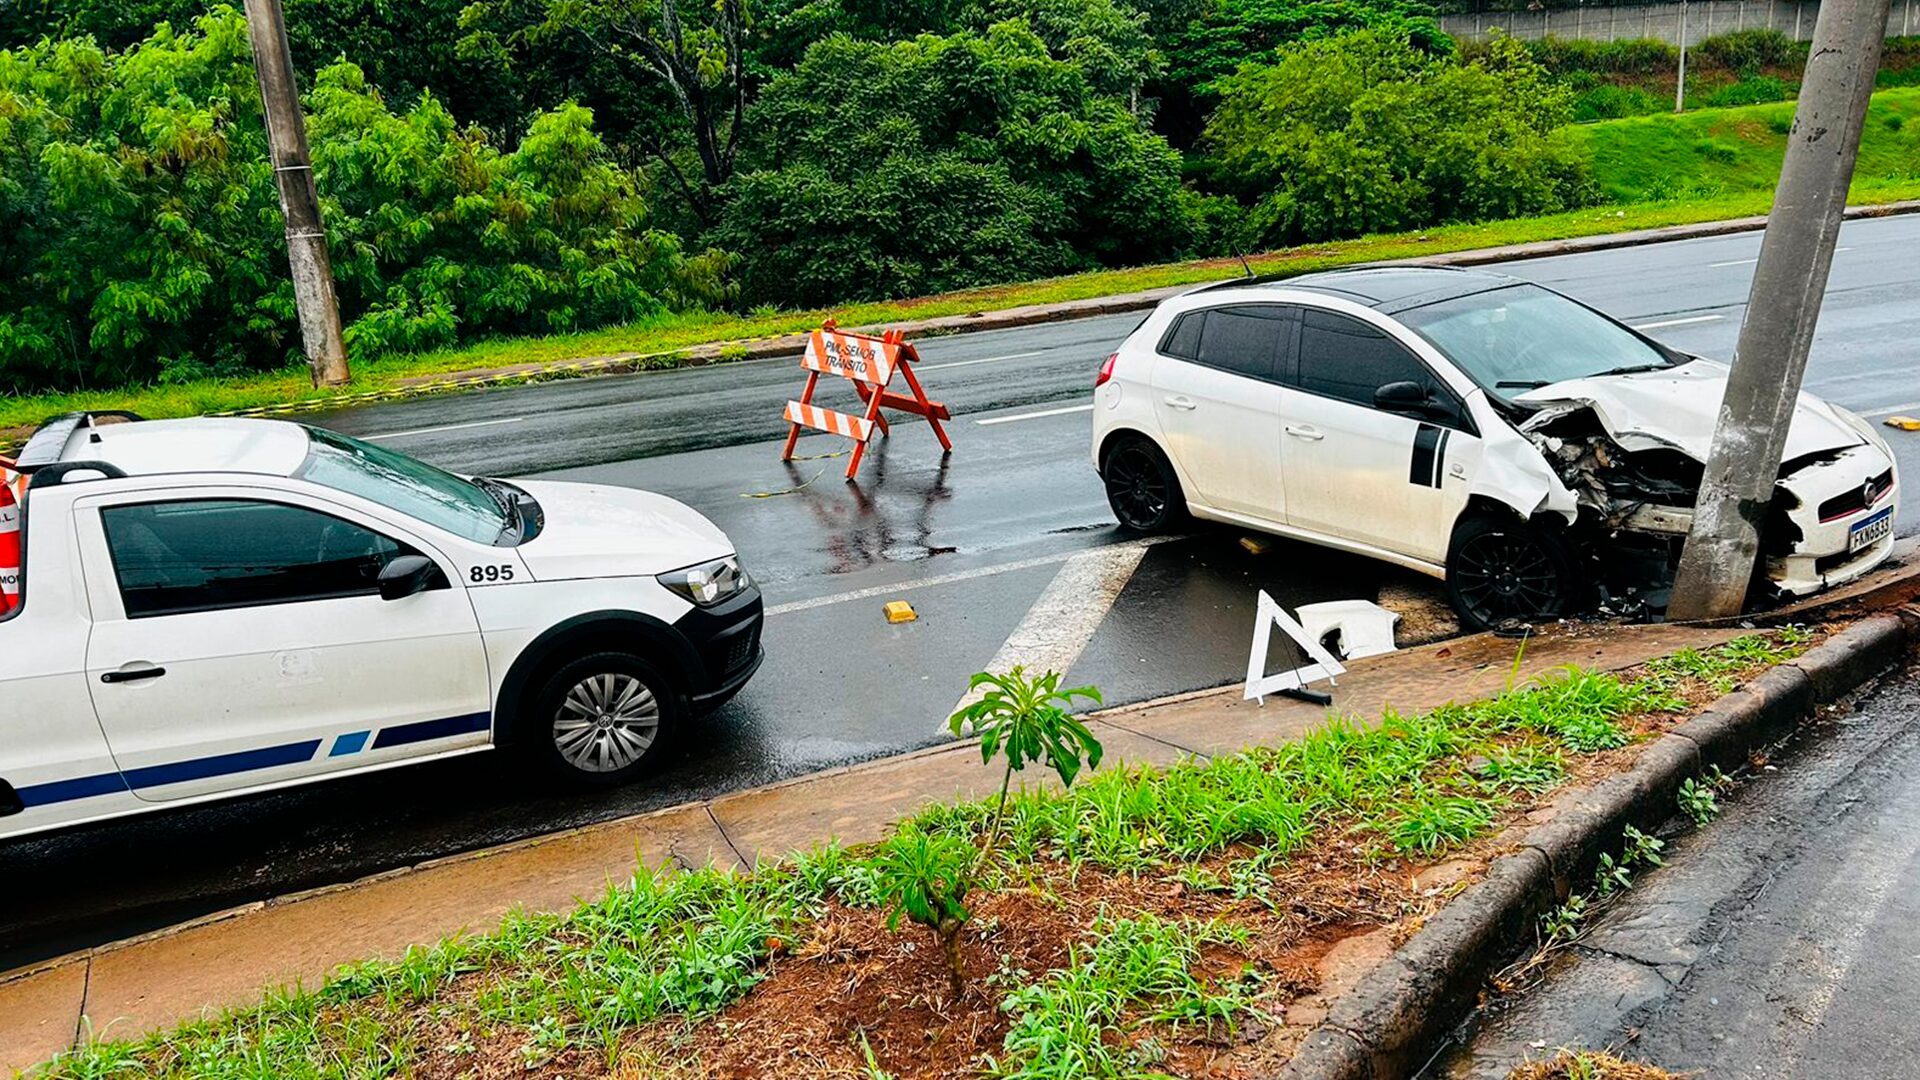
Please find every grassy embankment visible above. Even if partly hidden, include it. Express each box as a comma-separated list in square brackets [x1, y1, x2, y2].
[4, 87, 1919, 436]
[36, 634, 1806, 1078]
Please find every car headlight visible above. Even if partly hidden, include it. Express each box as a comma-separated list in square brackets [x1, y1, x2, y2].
[658, 555, 751, 606]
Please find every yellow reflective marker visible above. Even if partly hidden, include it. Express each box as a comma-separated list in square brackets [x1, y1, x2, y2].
[884, 600, 918, 623]
[1883, 416, 1920, 431]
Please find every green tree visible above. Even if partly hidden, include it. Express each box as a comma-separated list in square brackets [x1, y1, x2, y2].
[1205, 29, 1592, 245]
[464, 0, 749, 224]
[1157, 0, 1447, 143]
[715, 22, 1189, 307]
[0, 6, 719, 393]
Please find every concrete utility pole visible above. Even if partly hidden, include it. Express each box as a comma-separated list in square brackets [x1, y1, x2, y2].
[242, 0, 351, 388]
[1667, 0, 1892, 620]
[1676, 0, 1690, 112]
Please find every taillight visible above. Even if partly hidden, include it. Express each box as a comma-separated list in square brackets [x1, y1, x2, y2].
[1095, 352, 1119, 388]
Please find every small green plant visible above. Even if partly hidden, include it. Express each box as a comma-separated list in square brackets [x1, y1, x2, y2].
[1677, 776, 1720, 825]
[874, 668, 1105, 998]
[873, 827, 977, 997]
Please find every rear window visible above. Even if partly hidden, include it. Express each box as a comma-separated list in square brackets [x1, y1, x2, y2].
[1161, 306, 1293, 381]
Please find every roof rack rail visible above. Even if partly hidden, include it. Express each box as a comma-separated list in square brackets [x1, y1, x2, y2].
[14, 411, 144, 474]
[30, 461, 130, 486]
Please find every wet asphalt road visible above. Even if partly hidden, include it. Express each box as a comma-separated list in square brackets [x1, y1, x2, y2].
[5, 216, 1920, 971]
[1434, 660, 1920, 1080]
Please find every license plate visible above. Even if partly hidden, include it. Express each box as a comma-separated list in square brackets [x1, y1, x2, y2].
[1849, 507, 1893, 553]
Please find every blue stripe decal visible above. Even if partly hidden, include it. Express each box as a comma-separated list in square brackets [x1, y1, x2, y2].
[329, 731, 371, 757]
[123, 741, 323, 789]
[372, 712, 490, 750]
[15, 711, 490, 807]
[17, 771, 131, 808]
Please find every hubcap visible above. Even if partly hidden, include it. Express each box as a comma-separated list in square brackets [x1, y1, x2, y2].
[553, 673, 659, 773]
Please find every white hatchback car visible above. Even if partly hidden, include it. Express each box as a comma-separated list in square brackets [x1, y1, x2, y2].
[0, 413, 763, 840]
[1092, 267, 1897, 629]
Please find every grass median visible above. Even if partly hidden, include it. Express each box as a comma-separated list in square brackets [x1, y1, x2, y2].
[39, 630, 1811, 1079]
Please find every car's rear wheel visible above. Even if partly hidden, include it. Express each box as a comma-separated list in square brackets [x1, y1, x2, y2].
[1102, 436, 1186, 533]
[529, 652, 679, 787]
[1445, 514, 1587, 632]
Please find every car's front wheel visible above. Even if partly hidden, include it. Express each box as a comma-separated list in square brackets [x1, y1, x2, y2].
[529, 652, 679, 787]
[1445, 513, 1588, 632]
[1101, 436, 1186, 533]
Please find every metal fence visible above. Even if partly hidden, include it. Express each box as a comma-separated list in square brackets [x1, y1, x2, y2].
[1439, 0, 1920, 42]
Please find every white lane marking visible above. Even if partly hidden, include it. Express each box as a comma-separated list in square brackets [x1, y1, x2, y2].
[944, 539, 1157, 729]
[916, 350, 1047, 372]
[364, 417, 525, 441]
[1863, 400, 1920, 418]
[1630, 314, 1725, 330]
[1710, 246, 1846, 269]
[976, 403, 1096, 426]
[764, 534, 1182, 617]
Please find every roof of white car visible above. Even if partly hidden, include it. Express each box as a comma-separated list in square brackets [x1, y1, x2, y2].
[1196, 265, 1522, 313]
[41, 417, 312, 479]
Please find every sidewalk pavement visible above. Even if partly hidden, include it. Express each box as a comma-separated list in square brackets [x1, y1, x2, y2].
[0, 619, 1765, 1073]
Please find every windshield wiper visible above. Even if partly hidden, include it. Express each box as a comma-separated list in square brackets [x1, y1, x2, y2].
[1594, 362, 1670, 378]
[1495, 379, 1551, 389]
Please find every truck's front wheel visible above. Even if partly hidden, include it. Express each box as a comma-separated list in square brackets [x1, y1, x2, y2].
[529, 652, 679, 787]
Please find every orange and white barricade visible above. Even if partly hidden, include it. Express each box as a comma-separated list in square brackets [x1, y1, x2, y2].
[0, 460, 21, 616]
[781, 322, 952, 481]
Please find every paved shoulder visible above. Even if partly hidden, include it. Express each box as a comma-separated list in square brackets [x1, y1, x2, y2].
[1437, 664, 1920, 1080]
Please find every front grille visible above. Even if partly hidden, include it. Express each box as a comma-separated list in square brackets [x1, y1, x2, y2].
[720, 626, 759, 675]
[1818, 468, 1894, 522]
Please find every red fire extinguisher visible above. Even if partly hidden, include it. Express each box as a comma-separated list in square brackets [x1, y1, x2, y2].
[0, 464, 21, 616]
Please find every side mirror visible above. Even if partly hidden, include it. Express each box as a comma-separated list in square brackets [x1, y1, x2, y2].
[1374, 380, 1453, 421]
[1374, 380, 1428, 410]
[378, 555, 443, 601]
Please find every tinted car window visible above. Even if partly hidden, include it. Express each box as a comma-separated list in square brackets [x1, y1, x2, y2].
[1296, 310, 1440, 408]
[1160, 312, 1203, 360]
[103, 499, 409, 618]
[1192, 306, 1291, 381]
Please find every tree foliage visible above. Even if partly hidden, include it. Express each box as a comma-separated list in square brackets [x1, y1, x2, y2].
[0, 6, 718, 392]
[714, 21, 1189, 307]
[0, 0, 1632, 395]
[1205, 29, 1593, 246]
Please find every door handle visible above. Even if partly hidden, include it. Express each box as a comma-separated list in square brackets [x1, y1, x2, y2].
[101, 665, 166, 684]
[1284, 425, 1325, 441]
[1162, 395, 1197, 411]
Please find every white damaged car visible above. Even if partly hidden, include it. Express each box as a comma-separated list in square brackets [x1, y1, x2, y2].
[1091, 266, 1897, 629]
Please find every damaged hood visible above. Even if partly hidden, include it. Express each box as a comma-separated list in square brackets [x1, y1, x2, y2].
[1515, 360, 1864, 461]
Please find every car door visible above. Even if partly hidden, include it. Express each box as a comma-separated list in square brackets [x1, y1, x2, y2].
[1148, 304, 1294, 520]
[74, 489, 491, 802]
[1277, 308, 1480, 563]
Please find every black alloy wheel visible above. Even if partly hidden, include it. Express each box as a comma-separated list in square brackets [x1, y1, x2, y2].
[1102, 439, 1184, 532]
[1445, 515, 1584, 631]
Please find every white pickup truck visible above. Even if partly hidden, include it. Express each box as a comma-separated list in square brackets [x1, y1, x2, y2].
[0, 412, 763, 840]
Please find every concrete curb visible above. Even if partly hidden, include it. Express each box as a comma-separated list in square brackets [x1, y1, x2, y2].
[1275, 612, 1916, 1080]
[184, 198, 1920, 420]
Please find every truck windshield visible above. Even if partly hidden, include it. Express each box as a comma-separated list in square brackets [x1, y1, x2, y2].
[1398, 283, 1678, 397]
[297, 427, 509, 544]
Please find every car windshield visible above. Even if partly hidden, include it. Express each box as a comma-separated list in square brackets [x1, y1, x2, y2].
[1398, 283, 1677, 396]
[297, 427, 509, 544]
